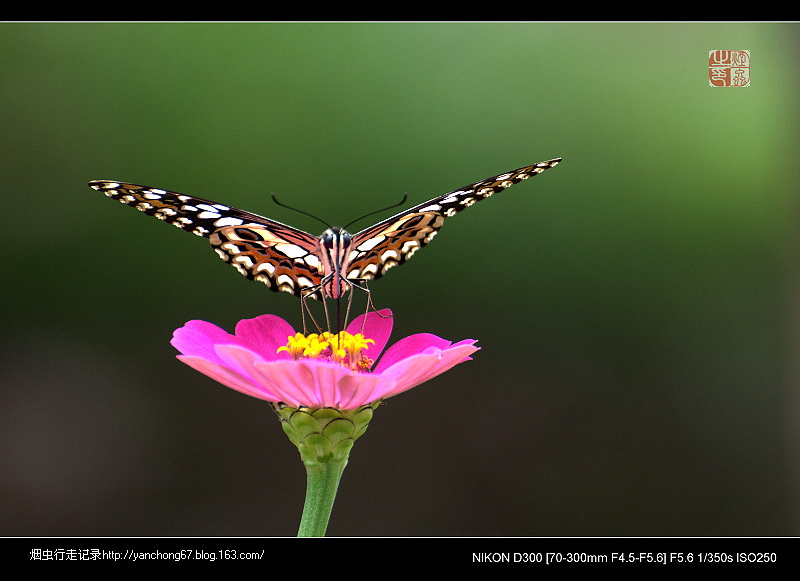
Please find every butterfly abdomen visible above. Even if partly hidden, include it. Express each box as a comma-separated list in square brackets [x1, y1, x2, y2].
[319, 227, 355, 299]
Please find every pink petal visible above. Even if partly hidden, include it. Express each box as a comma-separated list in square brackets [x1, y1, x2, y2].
[171, 320, 241, 365]
[248, 359, 332, 408]
[234, 314, 295, 360]
[376, 342, 480, 399]
[249, 359, 395, 409]
[373, 332, 455, 374]
[176, 355, 278, 401]
[346, 308, 393, 362]
[214, 343, 269, 385]
[336, 372, 396, 409]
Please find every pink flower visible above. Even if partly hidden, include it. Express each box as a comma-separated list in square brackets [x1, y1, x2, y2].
[170, 309, 479, 410]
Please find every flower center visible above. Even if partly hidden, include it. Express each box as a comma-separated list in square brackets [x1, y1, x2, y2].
[278, 331, 375, 372]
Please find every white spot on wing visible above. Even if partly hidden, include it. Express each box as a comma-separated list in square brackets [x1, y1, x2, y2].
[356, 236, 386, 252]
[214, 217, 245, 227]
[254, 274, 273, 287]
[361, 263, 378, 277]
[401, 240, 420, 254]
[275, 243, 307, 258]
[256, 262, 276, 275]
[419, 204, 442, 212]
[297, 276, 315, 289]
[277, 274, 295, 289]
[381, 249, 399, 262]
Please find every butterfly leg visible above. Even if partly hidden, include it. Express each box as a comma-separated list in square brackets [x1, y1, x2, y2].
[300, 288, 326, 335]
[297, 278, 350, 335]
[321, 292, 333, 334]
[341, 286, 357, 335]
[347, 278, 393, 335]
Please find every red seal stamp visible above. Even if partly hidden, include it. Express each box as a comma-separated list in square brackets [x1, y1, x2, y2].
[709, 50, 750, 87]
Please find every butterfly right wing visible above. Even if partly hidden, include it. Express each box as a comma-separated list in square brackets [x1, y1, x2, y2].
[88, 180, 326, 298]
[345, 158, 561, 282]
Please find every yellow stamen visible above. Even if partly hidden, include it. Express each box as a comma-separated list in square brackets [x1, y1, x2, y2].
[277, 332, 312, 358]
[277, 331, 375, 372]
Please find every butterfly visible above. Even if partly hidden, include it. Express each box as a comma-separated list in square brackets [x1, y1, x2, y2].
[89, 158, 561, 301]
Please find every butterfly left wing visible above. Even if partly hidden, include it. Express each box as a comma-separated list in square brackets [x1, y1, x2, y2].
[88, 180, 326, 297]
[345, 158, 561, 282]
[210, 224, 329, 298]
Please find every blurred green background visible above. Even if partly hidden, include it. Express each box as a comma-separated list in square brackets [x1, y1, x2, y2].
[1, 22, 797, 537]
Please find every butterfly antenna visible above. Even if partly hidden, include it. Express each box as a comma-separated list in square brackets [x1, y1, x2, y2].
[343, 193, 408, 230]
[271, 194, 332, 229]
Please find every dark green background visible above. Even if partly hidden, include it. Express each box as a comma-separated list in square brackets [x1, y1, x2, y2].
[1, 22, 797, 537]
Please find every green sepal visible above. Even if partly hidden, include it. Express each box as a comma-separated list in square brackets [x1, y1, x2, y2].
[272, 402, 379, 466]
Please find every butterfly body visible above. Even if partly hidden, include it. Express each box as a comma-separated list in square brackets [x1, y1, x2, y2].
[89, 158, 561, 300]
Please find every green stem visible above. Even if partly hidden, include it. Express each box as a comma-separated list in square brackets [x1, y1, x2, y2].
[297, 459, 348, 537]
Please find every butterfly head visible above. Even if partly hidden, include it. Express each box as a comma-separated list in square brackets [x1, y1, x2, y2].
[321, 226, 353, 249]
